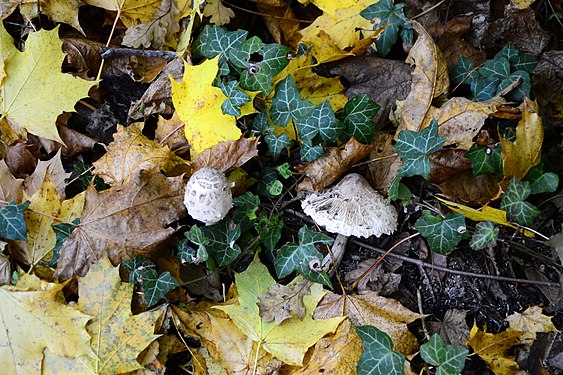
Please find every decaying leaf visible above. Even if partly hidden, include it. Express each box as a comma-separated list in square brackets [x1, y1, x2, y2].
[368, 132, 401, 195]
[428, 309, 470, 348]
[23, 150, 70, 198]
[257, 278, 312, 324]
[19, 0, 84, 35]
[202, 0, 235, 26]
[191, 137, 259, 174]
[0, 252, 10, 286]
[0, 160, 23, 203]
[155, 113, 189, 155]
[297, 137, 375, 192]
[122, 0, 180, 49]
[54, 170, 185, 280]
[504, 306, 557, 333]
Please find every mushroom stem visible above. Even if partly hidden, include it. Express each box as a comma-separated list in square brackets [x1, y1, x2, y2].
[322, 234, 349, 276]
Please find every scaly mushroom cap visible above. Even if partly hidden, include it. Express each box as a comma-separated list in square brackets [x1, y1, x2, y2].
[184, 167, 232, 225]
[301, 173, 398, 238]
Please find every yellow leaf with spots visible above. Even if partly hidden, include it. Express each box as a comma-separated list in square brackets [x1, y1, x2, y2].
[0, 26, 95, 143]
[171, 57, 241, 157]
[0, 275, 92, 374]
[505, 306, 556, 334]
[43, 257, 162, 374]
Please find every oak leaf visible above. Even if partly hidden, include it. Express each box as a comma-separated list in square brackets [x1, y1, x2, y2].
[0, 26, 95, 143]
[202, 0, 235, 25]
[19, 0, 84, 34]
[257, 278, 312, 324]
[54, 170, 185, 280]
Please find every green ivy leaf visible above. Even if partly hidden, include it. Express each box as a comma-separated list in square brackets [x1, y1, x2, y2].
[73, 162, 109, 191]
[394, 119, 446, 179]
[265, 133, 292, 157]
[201, 219, 242, 266]
[471, 76, 499, 101]
[496, 42, 536, 73]
[178, 225, 210, 265]
[420, 334, 468, 375]
[414, 211, 466, 255]
[219, 81, 250, 116]
[300, 141, 325, 162]
[340, 94, 380, 144]
[122, 255, 156, 284]
[49, 219, 79, 267]
[297, 100, 342, 143]
[465, 144, 503, 175]
[500, 178, 540, 226]
[228, 36, 262, 70]
[258, 213, 284, 255]
[193, 25, 247, 75]
[525, 165, 559, 194]
[360, 0, 411, 57]
[270, 76, 314, 127]
[277, 162, 292, 179]
[498, 70, 531, 101]
[479, 57, 510, 80]
[274, 226, 333, 286]
[239, 43, 290, 94]
[0, 200, 30, 240]
[233, 191, 260, 222]
[470, 221, 499, 251]
[141, 269, 179, 308]
[450, 56, 477, 86]
[355, 325, 405, 375]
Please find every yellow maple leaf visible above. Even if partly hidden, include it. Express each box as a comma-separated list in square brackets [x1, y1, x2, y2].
[0, 22, 16, 87]
[20, 0, 84, 34]
[171, 57, 241, 157]
[0, 25, 96, 143]
[505, 306, 557, 334]
[0, 275, 93, 374]
[83, 0, 160, 27]
[216, 257, 344, 366]
[43, 257, 162, 374]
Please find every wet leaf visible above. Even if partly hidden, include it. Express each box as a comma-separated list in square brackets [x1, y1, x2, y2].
[414, 211, 465, 255]
[355, 325, 405, 375]
[500, 178, 540, 226]
[420, 334, 468, 375]
[470, 221, 499, 251]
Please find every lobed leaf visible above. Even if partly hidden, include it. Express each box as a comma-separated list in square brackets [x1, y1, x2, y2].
[355, 325, 405, 375]
[420, 334, 468, 375]
[414, 211, 466, 255]
[0, 200, 30, 240]
[500, 178, 540, 226]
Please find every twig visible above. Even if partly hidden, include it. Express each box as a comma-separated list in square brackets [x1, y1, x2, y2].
[100, 47, 177, 60]
[411, 0, 447, 20]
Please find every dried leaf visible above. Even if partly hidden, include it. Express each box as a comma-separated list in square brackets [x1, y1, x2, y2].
[0, 253, 11, 286]
[256, 2, 301, 50]
[428, 309, 470, 348]
[54, 171, 185, 280]
[191, 137, 258, 174]
[4, 141, 39, 178]
[155, 113, 189, 156]
[368, 132, 401, 194]
[257, 279, 311, 324]
[202, 0, 235, 26]
[0, 160, 23, 203]
[23, 150, 70, 198]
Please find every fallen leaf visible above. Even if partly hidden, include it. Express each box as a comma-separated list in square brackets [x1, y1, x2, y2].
[155, 113, 190, 156]
[122, 0, 180, 49]
[62, 37, 103, 79]
[0, 26, 96, 143]
[171, 57, 241, 157]
[368, 132, 401, 195]
[4, 140, 39, 178]
[297, 137, 375, 192]
[0, 275, 92, 374]
[0, 252, 10, 286]
[0, 160, 23, 203]
[19, 0, 84, 34]
[43, 257, 162, 374]
[216, 257, 345, 366]
[314, 290, 423, 355]
[92, 124, 189, 185]
[83, 0, 161, 27]
[428, 309, 470, 348]
[511, 0, 536, 9]
[505, 306, 557, 333]
[191, 137, 258, 174]
[256, 2, 301, 50]
[202, 0, 235, 25]
[500, 98, 543, 182]
[0, 16, 17, 86]
[257, 278, 312, 324]
[54, 170, 185, 280]
[23, 149, 70, 198]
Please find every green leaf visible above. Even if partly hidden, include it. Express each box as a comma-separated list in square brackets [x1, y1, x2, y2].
[265, 133, 292, 157]
[122, 255, 156, 284]
[471, 76, 499, 101]
[73, 162, 109, 191]
[479, 57, 510, 80]
[193, 25, 247, 75]
[470, 221, 499, 251]
[300, 141, 324, 162]
[394, 119, 446, 179]
[420, 334, 468, 375]
[258, 213, 284, 255]
[228, 36, 263, 69]
[450, 56, 476, 86]
[0, 200, 30, 240]
[360, 0, 411, 57]
[414, 211, 466, 255]
[141, 269, 179, 308]
[201, 219, 242, 266]
[525, 165, 559, 194]
[340, 94, 380, 144]
[355, 325, 405, 375]
[496, 42, 536, 73]
[500, 178, 540, 226]
[219, 81, 250, 116]
[178, 225, 210, 265]
[277, 162, 292, 179]
[297, 100, 342, 143]
[270, 76, 314, 127]
[496, 43, 520, 66]
[465, 144, 503, 175]
[233, 192, 260, 222]
[266, 180, 283, 196]
[49, 219, 79, 267]
[498, 70, 530, 101]
[274, 226, 333, 286]
[239, 43, 291, 94]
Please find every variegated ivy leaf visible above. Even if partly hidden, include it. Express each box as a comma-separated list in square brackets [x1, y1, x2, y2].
[122, 255, 156, 284]
[339, 94, 380, 144]
[500, 178, 540, 226]
[394, 119, 446, 179]
[420, 334, 468, 375]
[270, 76, 314, 127]
[300, 141, 324, 162]
[200, 219, 241, 266]
[0, 200, 30, 241]
[265, 133, 292, 157]
[450, 56, 477, 86]
[498, 70, 531, 101]
[177, 225, 210, 265]
[238, 43, 290, 94]
[141, 269, 179, 308]
[465, 144, 502, 176]
[414, 211, 466, 255]
[355, 325, 405, 375]
[470, 221, 499, 251]
[193, 25, 247, 75]
[471, 76, 499, 101]
[479, 57, 510, 80]
[228, 36, 262, 70]
[274, 226, 333, 286]
[219, 81, 250, 116]
[297, 100, 342, 143]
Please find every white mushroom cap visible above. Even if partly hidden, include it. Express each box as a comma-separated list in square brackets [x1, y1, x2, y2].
[301, 173, 398, 238]
[184, 166, 233, 225]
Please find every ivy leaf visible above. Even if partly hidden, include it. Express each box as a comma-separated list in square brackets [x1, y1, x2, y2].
[140, 269, 179, 308]
[496, 43, 520, 66]
[479, 57, 510, 80]
[228, 36, 262, 70]
[500, 178, 540, 226]
[297, 100, 342, 143]
[498, 70, 531, 101]
[0, 200, 30, 240]
[470, 221, 499, 251]
[394, 119, 446, 179]
[414, 211, 466, 255]
[201, 219, 241, 266]
[49, 219, 79, 267]
[219, 81, 250, 116]
[360, 0, 411, 57]
[465, 144, 503, 175]
[270, 76, 314, 127]
[340, 94, 380, 144]
[192, 25, 247, 75]
[265, 133, 292, 157]
[258, 213, 284, 255]
[496, 42, 537, 73]
[420, 334, 468, 375]
[300, 141, 325, 162]
[525, 165, 559, 194]
[178, 225, 210, 265]
[471, 76, 499, 101]
[355, 325, 405, 375]
[122, 255, 156, 284]
[233, 191, 260, 229]
[450, 56, 477, 86]
[274, 226, 333, 286]
[239, 43, 291, 94]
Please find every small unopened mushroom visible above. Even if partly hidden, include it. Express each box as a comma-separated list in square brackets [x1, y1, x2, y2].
[301, 173, 398, 273]
[184, 167, 233, 225]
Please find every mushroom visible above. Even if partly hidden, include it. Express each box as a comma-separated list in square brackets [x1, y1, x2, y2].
[184, 166, 233, 225]
[301, 173, 398, 273]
